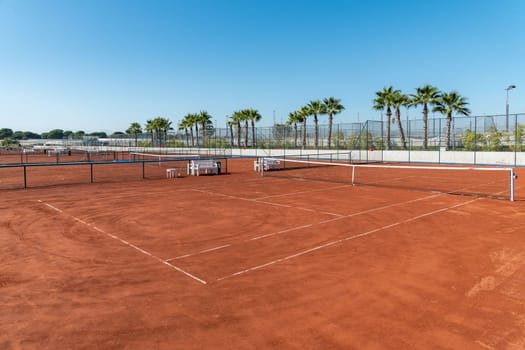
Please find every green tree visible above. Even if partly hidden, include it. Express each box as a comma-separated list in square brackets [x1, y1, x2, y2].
[196, 111, 212, 146]
[0, 128, 14, 139]
[323, 97, 345, 149]
[47, 129, 65, 139]
[12, 131, 25, 140]
[73, 130, 85, 139]
[231, 111, 243, 148]
[24, 131, 41, 139]
[373, 86, 397, 150]
[245, 109, 262, 147]
[461, 129, 481, 151]
[126, 122, 143, 146]
[153, 117, 173, 146]
[178, 117, 191, 147]
[0, 137, 19, 147]
[87, 131, 108, 138]
[227, 118, 236, 147]
[185, 114, 200, 147]
[483, 126, 504, 151]
[410, 84, 441, 149]
[391, 90, 410, 150]
[299, 106, 311, 148]
[144, 119, 155, 146]
[432, 91, 471, 150]
[111, 131, 125, 137]
[12, 131, 41, 140]
[286, 111, 304, 148]
[306, 100, 326, 148]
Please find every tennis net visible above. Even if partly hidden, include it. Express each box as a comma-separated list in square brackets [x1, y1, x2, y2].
[256, 157, 518, 201]
[129, 152, 201, 165]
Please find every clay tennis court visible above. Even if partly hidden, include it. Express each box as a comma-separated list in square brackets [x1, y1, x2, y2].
[1, 157, 525, 349]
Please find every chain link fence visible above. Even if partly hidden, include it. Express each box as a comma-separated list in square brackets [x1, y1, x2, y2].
[6, 113, 524, 164]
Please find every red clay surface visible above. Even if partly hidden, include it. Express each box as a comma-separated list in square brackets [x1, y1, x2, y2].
[1, 157, 525, 349]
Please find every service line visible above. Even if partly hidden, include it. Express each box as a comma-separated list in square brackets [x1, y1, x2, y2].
[170, 191, 444, 261]
[217, 197, 480, 281]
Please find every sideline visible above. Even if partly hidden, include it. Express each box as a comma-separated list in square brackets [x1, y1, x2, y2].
[37, 200, 207, 285]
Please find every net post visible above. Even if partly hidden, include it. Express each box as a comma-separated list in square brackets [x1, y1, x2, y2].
[23, 165, 27, 188]
[510, 168, 516, 202]
[351, 165, 355, 185]
[90, 163, 93, 183]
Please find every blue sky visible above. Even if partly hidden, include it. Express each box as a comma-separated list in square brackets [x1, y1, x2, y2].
[1, 0, 524, 133]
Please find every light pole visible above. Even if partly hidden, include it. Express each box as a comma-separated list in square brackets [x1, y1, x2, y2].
[506, 85, 516, 131]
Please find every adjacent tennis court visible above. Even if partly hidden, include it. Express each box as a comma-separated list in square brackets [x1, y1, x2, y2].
[1, 157, 525, 349]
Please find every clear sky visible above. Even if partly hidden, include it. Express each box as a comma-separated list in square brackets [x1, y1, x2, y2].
[1, 0, 524, 133]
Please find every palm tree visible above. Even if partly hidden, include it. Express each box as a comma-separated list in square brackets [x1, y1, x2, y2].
[197, 111, 212, 146]
[391, 91, 410, 150]
[306, 100, 326, 148]
[245, 109, 262, 147]
[231, 111, 243, 147]
[144, 119, 156, 147]
[410, 84, 441, 149]
[126, 122, 142, 147]
[242, 110, 249, 148]
[155, 117, 172, 147]
[323, 97, 345, 149]
[299, 106, 311, 148]
[181, 114, 197, 146]
[185, 113, 199, 146]
[178, 117, 191, 147]
[373, 86, 397, 150]
[286, 111, 303, 148]
[233, 109, 250, 147]
[227, 117, 236, 147]
[432, 91, 471, 150]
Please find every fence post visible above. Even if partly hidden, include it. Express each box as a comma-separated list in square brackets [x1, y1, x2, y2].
[474, 115, 477, 165]
[408, 119, 411, 164]
[381, 116, 384, 162]
[515, 113, 518, 167]
[438, 119, 441, 164]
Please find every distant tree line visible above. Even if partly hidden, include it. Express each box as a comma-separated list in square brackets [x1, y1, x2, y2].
[0, 128, 119, 141]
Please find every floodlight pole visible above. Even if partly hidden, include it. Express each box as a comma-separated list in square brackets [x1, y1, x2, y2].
[505, 85, 516, 131]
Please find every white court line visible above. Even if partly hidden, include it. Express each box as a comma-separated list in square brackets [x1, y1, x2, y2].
[167, 244, 231, 261]
[216, 197, 480, 281]
[255, 184, 350, 200]
[248, 192, 443, 241]
[192, 188, 343, 217]
[174, 192, 444, 259]
[166, 175, 509, 261]
[37, 200, 207, 285]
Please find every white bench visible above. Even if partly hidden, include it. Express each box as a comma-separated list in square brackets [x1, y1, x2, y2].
[166, 168, 178, 178]
[187, 160, 219, 176]
[254, 158, 281, 172]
